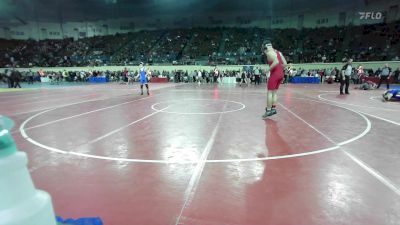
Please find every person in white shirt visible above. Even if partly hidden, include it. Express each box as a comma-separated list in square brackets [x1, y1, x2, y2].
[197, 70, 202, 85]
[62, 70, 67, 81]
[5, 69, 12, 88]
[340, 59, 352, 95]
[254, 67, 261, 85]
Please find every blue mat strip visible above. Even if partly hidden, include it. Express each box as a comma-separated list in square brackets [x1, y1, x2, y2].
[56, 216, 103, 225]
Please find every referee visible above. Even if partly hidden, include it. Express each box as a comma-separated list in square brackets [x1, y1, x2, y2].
[340, 59, 352, 95]
[377, 63, 392, 90]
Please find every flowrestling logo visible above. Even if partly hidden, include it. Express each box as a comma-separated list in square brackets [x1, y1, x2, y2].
[359, 12, 383, 20]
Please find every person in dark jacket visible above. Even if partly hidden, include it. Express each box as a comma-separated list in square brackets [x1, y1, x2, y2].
[11, 69, 22, 88]
[392, 67, 399, 84]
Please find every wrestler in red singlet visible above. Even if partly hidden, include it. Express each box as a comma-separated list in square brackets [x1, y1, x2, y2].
[267, 50, 285, 91]
[262, 40, 287, 119]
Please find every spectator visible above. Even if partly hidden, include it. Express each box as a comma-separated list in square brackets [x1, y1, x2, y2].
[27, 69, 34, 84]
[11, 69, 22, 88]
[5, 69, 12, 88]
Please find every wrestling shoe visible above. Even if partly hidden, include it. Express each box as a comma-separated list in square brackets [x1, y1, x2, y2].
[262, 109, 277, 119]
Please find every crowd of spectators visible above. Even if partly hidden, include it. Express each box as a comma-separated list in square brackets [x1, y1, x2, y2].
[300, 27, 344, 63]
[2, 64, 398, 88]
[345, 21, 400, 62]
[1, 21, 399, 68]
[111, 30, 164, 65]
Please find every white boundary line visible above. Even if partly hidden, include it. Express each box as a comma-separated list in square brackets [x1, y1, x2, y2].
[10, 96, 114, 116]
[86, 106, 169, 145]
[1, 93, 97, 106]
[349, 111, 400, 126]
[174, 104, 225, 225]
[279, 100, 400, 196]
[369, 96, 381, 100]
[19, 95, 154, 132]
[9, 82, 182, 116]
[169, 89, 266, 95]
[20, 105, 170, 157]
[19, 96, 371, 164]
[343, 151, 400, 196]
[151, 99, 245, 115]
[318, 93, 400, 125]
[290, 97, 372, 146]
[9, 91, 151, 116]
[278, 102, 337, 145]
[278, 103, 336, 144]
[19, 87, 400, 196]
[318, 93, 400, 112]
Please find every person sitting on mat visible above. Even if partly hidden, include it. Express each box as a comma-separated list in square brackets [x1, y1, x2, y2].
[383, 89, 400, 101]
[355, 80, 377, 90]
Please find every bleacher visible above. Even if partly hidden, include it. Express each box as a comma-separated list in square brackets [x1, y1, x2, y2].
[1, 21, 400, 68]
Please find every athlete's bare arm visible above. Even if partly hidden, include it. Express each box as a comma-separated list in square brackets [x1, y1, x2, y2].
[279, 52, 288, 67]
